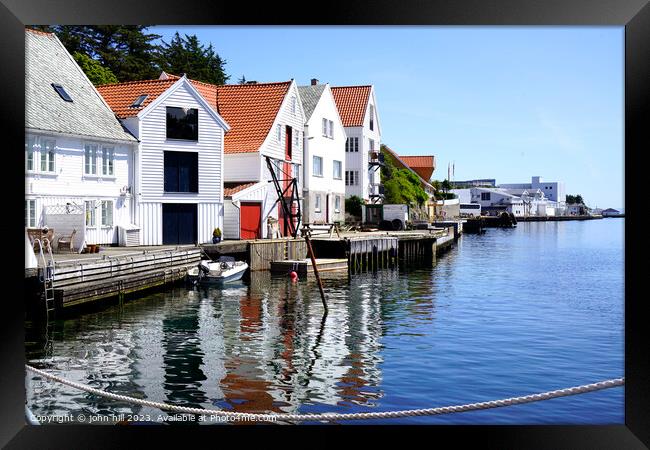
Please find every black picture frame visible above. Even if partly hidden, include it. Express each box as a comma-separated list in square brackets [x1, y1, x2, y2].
[2, 0, 646, 448]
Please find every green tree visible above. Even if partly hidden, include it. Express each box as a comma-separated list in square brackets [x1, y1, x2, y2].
[72, 52, 118, 85]
[32, 25, 161, 82]
[156, 32, 229, 85]
[441, 179, 452, 193]
[566, 194, 584, 205]
[345, 195, 365, 218]
[380, 146, 429, 206]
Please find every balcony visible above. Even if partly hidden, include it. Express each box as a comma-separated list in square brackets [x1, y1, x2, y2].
[368, 183, 385, 203]
[368, 151, 384, 169]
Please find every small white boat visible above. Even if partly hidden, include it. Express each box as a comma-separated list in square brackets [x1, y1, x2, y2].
[187, 256, 248, 285]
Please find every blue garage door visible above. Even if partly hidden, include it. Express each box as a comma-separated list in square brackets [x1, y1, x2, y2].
[163, 203, 197, 245]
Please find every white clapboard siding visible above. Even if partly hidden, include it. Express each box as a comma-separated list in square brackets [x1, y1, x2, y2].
[137, 202, 162, 246]
[259, 83, 305, 165]
[197, 202, 224, 244]
[138, 83, 224, 204]
[26, 133, 132, 199]
[27, 194, 131, 246]
[304, 85, 346, 195]
[223, 153, 261, 183]
[136, 201, 223, 245]
[223, 201, 240, 240]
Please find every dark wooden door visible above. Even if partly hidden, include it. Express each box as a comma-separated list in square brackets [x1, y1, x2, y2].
[162, 203, 197, 244]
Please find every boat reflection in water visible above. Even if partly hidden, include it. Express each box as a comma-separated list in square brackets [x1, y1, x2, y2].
[26, 269, 400, 422]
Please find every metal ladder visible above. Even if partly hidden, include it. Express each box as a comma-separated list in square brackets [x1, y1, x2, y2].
[36, 238, 56, 318]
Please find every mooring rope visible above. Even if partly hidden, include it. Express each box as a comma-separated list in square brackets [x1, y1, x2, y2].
[25, 365, 623, 422]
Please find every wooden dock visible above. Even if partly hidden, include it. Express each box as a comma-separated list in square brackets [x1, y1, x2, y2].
[202, 238, 307, 272]
[270, 258, 348, 277]
[46, 248, 202, 309]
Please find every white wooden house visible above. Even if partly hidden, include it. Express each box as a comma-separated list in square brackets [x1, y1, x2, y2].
[182, 79, 305, 239]
[25, 28, 138, 250]
[298, 80, 346, 224]
[331, 85, 382, 204]
[97, 75, 230, 245]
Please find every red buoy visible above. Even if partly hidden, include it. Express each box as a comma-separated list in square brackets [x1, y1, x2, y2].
[289, 271, 298, 282]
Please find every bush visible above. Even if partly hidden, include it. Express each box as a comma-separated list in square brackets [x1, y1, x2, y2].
[345, 195, 364, 218]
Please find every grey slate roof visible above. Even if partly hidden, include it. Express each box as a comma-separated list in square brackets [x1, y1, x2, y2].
[297, 84, 326, 122]
[25, 30, 137, 142]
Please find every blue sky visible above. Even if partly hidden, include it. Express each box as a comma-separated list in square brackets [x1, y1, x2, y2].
[153, 26, 624, 209]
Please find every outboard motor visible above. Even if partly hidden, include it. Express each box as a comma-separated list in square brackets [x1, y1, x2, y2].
[198, 261, 211, 276]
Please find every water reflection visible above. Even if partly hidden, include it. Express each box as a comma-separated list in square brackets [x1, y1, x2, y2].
[25, 220, 624, 424]
[27, 269, 405, 419]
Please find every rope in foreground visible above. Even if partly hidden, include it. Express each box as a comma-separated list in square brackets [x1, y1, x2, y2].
[26, 365, 624, 422]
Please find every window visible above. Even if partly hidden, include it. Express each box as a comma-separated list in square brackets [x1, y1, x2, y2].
[52, 83, 72, 102]
[166, 107, 198, 141]
[84, 144, 97, 175]
[102, 146, 114, 176]
[164, 151, 198, 193]
[345, 170, 359, 186]
[25, 136, 35, 171]
[40, 139, 56, 173]
[369, 104, 374, 130]
[315, 194, 321, 212]
[334, 195, 341, 212]
[276, 124, 282, 142]
[131, 94, 148, 108]
[369, 139, 375, 152]
[292, 163, 300, 185]
[101, 200, 113, 227]
[25, 200, 36, 227]
[325, 120, 333, 138]
[291, 96, 296, 114]
[345, 137, 359, 153]
[293, 131, 299, 150]
[313, 156, 323, 177]
[333, 160, 342, 179]
[85, 201, 96, 227]
[481, 192, 491, 201]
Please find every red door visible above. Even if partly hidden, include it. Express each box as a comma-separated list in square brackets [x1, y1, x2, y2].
[240, 202, 262, 240]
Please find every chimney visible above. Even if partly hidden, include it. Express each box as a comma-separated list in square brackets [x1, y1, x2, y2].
[311, 78, 319, 86]
[246, 80, 258, 85]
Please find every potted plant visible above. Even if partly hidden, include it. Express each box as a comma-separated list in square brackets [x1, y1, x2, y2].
[212, 227, 222, 244]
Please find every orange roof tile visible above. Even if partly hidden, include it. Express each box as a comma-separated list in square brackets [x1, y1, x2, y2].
[96, 79, 176, 118]
[224, 181, 257, 197]
[99, 72, 292, 154]
[382, 145, 436, 191]
[158, 75, 292, 154]
[330, 85, 372, 127]
[400, 156, 436, 181]
[213, 82, 291, 154]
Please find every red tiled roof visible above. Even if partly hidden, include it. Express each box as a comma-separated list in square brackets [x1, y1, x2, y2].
[382, 145, 436, 191]
[160, 73, 292, 154]
[330, 86, 372, 127]
[400, 156, 436, 181]
[224, 181, 257, 197]
[213, 82, 291, 154]
[96, 79, 176, 118]
[99, 72, 291, 154]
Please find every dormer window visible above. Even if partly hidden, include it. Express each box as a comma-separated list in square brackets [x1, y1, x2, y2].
[369, 104, 374, 131]
[52, 83, 72, 102]
[131, 94, 148, 108]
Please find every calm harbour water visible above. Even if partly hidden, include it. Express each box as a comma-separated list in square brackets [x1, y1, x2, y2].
[26, 218, 624, 424]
